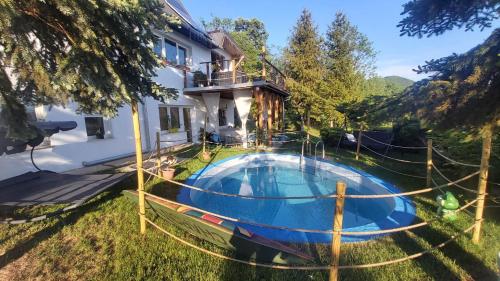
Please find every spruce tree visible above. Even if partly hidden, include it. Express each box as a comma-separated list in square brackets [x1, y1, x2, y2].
[397, 0, 499, 132]
[324, 12, 376, 126]
[283, 9, 324, 129]
[0, 0, 178, 139]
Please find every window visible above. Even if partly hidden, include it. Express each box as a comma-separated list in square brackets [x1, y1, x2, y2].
[218, 109, 227, 126]
[159, 107, 169, 131]
[153, 35, 189, 66]
[165, 38, 177, 65]
[178, 46, 187, 66]
[170, 107, 180, 129]
[159, 106, 181, 132]
[234, 106, 242, 129]
[153, 37, 162, 57]
[85, 117, 105, 139]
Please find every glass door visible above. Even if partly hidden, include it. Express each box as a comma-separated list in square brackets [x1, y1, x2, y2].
[183, 108, 192, 142]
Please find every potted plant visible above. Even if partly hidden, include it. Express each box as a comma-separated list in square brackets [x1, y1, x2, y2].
[160, 155, 177, 180]
[193, 71, 207, 87]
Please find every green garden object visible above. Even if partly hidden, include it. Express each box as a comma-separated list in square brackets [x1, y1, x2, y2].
[436, 192, 460, 221]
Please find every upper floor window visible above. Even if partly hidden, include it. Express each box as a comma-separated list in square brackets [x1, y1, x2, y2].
[153, 37, 162, 57]
[154, 36, 189, 67]
[165, 38, 177, 65]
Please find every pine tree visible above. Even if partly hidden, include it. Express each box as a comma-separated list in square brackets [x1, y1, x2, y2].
[324, 12, 376, 126]
[397, 0, 499, 132]
[283, 9, 324, 129]
[0, 0, 178, 139]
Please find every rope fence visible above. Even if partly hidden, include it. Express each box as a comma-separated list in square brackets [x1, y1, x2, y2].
[358, 153, 427, 179]
[130, 126, 495, 281]
[360, 144, 426, 164]
[432, 147, 481, 168]
[144, 216, 479, 271]
[143, 167, 480, 200]
[361, 134, 426, 150]
[142, 190, 478, 236]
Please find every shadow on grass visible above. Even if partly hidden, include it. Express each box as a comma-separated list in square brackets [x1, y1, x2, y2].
[0, 183, 125, 269]
[392, 224, 497, 281]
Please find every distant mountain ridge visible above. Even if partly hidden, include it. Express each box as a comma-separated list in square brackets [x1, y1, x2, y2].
[384, 76, 414, 89]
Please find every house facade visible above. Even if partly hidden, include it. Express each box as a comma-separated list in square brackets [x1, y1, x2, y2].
[0, 0, 288, 181]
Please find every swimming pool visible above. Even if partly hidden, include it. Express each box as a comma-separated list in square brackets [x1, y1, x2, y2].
[178, 153, 415, 243]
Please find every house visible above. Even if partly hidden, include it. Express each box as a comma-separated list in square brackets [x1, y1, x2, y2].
[0, 0, 289, 181]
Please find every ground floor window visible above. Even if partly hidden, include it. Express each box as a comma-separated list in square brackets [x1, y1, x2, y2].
[85, 116, 106, 139]
[159, 106, 182, 133]
[218, 109, 227, 126]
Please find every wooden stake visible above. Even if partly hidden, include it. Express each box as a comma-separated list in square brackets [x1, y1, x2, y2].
[330, 181, 346, 281]
[472, 124, 493, 243]
[131, 101, 146, 234]
[426, 138, 433, 188]
[156, 132, 162, 177]
[355, 127, 363, 160]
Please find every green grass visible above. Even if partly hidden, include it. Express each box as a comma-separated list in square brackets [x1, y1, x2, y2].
[1, 142, 499, 280]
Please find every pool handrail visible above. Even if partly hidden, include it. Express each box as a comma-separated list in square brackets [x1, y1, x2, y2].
[314, 140, 325, 160]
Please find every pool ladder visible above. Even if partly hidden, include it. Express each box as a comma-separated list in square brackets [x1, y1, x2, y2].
[300, 139, 326, 170]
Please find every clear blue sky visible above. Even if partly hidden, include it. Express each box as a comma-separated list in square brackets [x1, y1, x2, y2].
[183, 0, 498, 81]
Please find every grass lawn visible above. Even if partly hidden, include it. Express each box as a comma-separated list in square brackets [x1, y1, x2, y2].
[0, 141, 499, 281]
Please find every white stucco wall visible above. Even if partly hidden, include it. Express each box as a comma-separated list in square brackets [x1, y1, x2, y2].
[0, 29, 213, 180]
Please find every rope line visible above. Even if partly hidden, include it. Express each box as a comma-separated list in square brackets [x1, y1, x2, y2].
[345, 171, 479, 199]
[361, 144, 426, 164]
[143, 168, 338, 200]
[141, 191, 477, 235]
[144, 216, 478, 270]
[432, 147, 480, 168]
[143, 168, 479, 199]
[359, 154, 427, 179]
[432, 164, 481, 195]
[361, 134, 426, 150]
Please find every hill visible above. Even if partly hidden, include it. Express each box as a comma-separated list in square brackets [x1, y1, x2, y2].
[384, 76, 414, 89]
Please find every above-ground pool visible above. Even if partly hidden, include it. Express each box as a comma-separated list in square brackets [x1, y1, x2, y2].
[178, 153, 415, 243]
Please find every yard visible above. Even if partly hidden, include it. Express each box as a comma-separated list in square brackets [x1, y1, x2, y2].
[1, 139, 498, 281]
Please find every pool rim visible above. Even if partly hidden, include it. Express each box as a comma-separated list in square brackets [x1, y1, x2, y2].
[181, 152, 416, 243]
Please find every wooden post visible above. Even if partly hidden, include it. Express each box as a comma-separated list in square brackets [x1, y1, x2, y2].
[257, 89, 264, 146]
[131, 101, 146, 234]
[472, 124, 493, 243]
[261, 46, 266, 79]
[281, 97, 285, 133]
[355, 127, 363, 160]
[267, 93, 273, 146]
[232, 59, 237, 83]
[426, 138, 433, 188]
[206, 63, 211, 85]
[183, 68, 188, 88]
[330, 181, 346, 281]
[156, 132, 162, 176]
[203, 114, 207, 154]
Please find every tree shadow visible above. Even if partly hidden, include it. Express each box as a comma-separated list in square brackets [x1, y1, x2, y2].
[394, 223, 497, 280]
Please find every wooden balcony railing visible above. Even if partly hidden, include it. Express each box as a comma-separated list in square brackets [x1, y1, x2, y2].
[185, 50, 287, 91]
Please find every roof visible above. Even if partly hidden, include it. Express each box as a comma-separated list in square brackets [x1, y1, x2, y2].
[162, 0, 217, 49]
[208, 31, 244, 57]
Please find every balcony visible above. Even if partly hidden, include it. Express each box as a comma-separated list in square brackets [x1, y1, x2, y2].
[183, 57, 287, 96]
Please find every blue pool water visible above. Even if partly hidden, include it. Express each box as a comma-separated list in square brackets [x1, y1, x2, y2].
[178, 153, 415, 243]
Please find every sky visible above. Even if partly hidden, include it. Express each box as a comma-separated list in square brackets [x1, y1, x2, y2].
[183, 0, 498, 81]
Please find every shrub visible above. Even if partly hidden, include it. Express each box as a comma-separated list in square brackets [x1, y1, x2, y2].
[320, 127, 344, 147]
